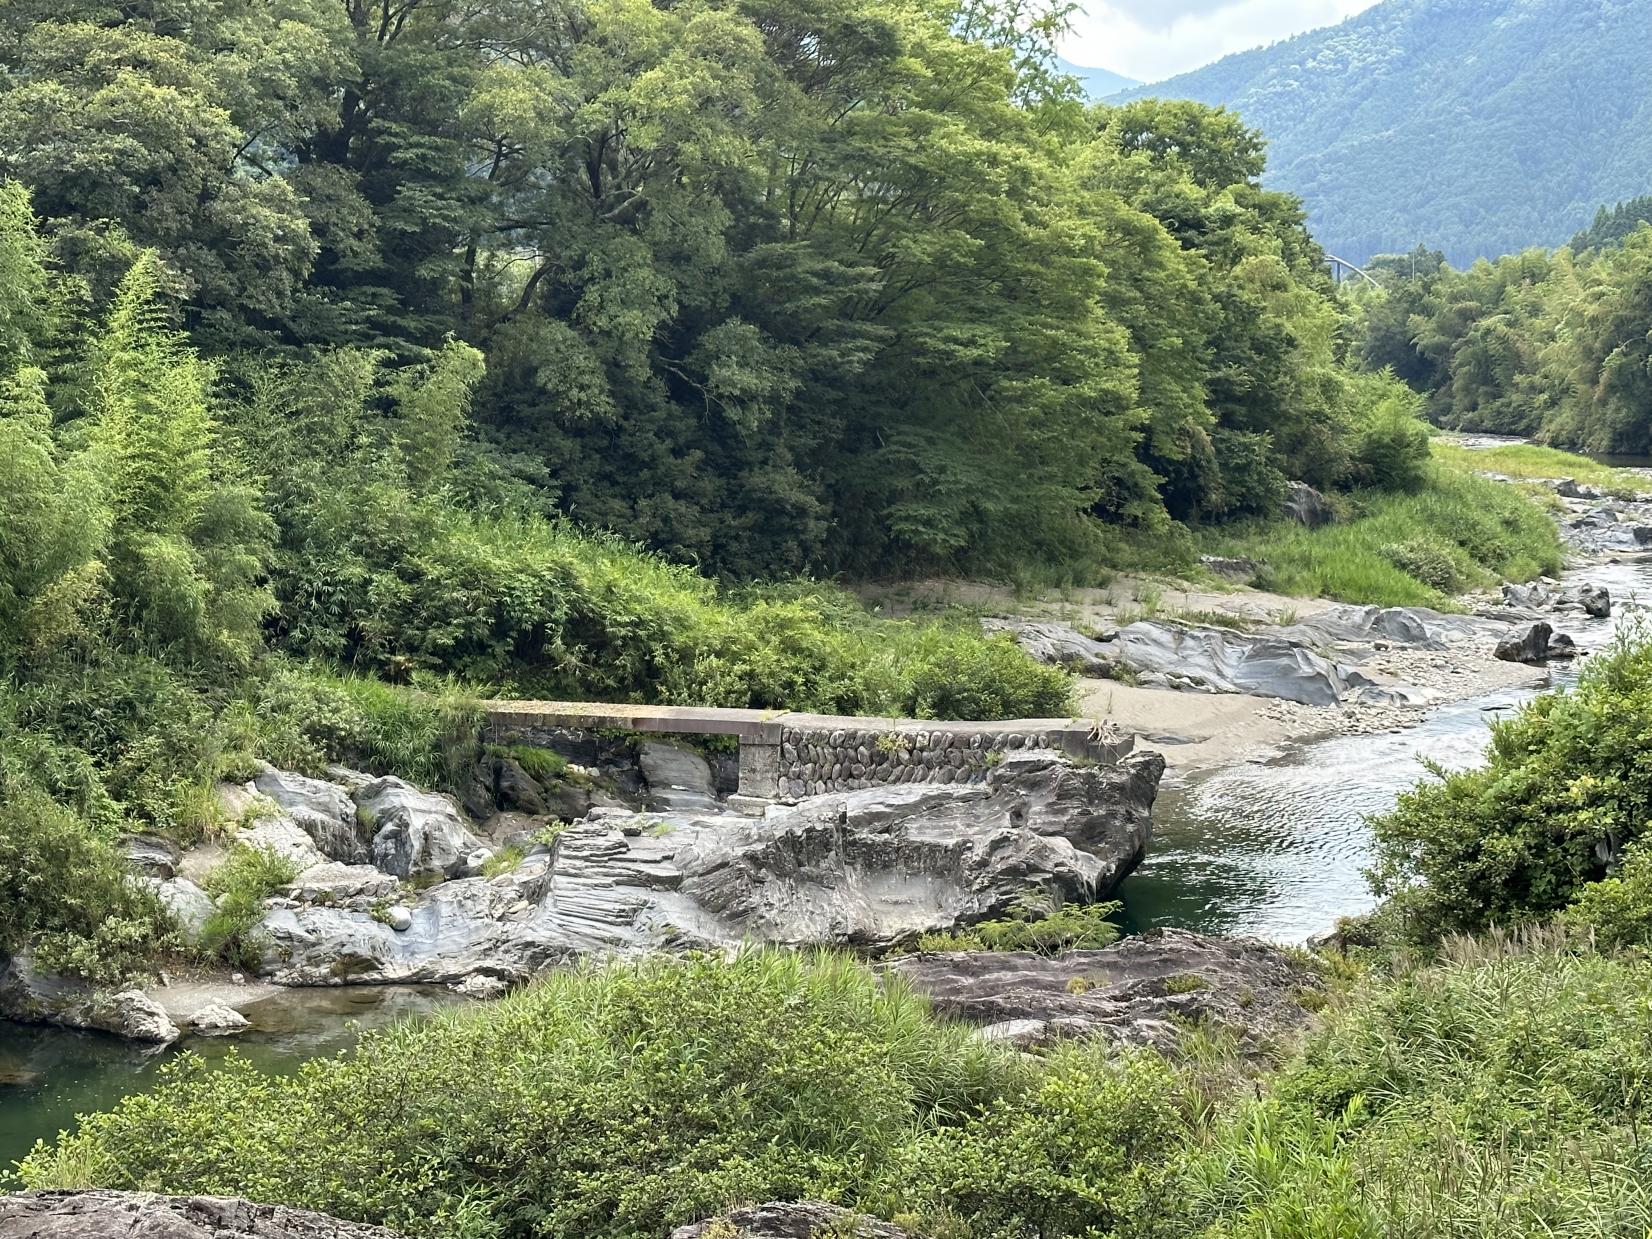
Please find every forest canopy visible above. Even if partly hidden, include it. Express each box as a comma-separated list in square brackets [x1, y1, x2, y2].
[0, 0, 1423, 581]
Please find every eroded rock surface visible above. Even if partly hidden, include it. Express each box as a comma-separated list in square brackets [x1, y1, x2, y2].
[887, 928, 1322, 1053]
[257, 752, 1164, 986]
[673, 1203, 910, 1239]
[255, 767, 366, 864]
[1113, 621, 1409, 706]
[0, 1191, 404, 1238]
[982, 618, 1118, 676]
[0, 956, 180, 1043]
[358, 777, 484, 881]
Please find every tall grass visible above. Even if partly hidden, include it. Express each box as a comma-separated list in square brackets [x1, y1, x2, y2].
[1432, 440, 1647, 494]
[1198, 462, 1563, 607]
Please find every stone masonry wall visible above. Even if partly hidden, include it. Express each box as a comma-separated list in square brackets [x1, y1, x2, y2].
[776, 723, 1067, 800]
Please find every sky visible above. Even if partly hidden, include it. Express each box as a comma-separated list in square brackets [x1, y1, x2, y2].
[1060, 0, 1381, 84]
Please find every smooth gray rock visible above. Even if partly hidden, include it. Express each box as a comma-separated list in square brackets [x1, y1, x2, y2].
[1281, 481, 1334, 527]
[356, 777, 483, 881]
[189, 1002, 250, 1035]
[236, 813, 328, 871]
[1199, 554, 1260, 582]
[982, 618, 1118, 676]
[119, 832, 181, 878]
[147, 876, 215, 943]
[888, 927, 1322, 1054]
[254, 768, 366, 864]
[672, 1203, 910, 1239]
[639, 741, 720, 811]
[0, 956, 180, 1043]
[1555, 478, 1606, 500]
[0, 1191, 405, 1238]
[1283, 603, 1488, 650]
[256, 752, 1164, 985]
[1113, 621, 1408, 706]
[287, 862, 400, 905]
[1502, 581, 1559, 610]
[385, 905, 413, 932]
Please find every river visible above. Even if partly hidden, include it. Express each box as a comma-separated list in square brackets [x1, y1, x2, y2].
[5, 553, 1652, 1176]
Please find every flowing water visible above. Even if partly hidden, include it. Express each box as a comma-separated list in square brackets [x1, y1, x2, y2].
[5, 552, 1652, 1174]
[1119, 554, 1652, 941]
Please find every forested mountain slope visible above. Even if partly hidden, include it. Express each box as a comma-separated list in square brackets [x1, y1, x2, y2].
[1122, 0, 1652, 266]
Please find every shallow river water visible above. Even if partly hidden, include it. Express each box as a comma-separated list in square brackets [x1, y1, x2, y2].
[5, 554, 1652, 1174]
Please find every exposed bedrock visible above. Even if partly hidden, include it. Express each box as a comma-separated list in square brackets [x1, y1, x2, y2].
[887, 927, 1323, 1054]
[0, 1191, 404, 1239]
[256, 751, 1165, 986]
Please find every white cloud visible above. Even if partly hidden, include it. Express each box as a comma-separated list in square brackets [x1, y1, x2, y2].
[1061, 0, 1381, 83]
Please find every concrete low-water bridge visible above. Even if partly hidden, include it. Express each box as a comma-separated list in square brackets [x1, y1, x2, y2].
[484, 700, 1126, 806]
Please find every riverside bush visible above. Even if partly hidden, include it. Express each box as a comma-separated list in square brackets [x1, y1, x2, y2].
[199, 844, 301, 969]
[0, 786, 177, 984]
[1369, 633, 1652, 942]
[18, 951, 1188, 1239]
[1203, 461, 1564, 608]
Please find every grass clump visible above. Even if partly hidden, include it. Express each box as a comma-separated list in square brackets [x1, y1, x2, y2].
[916, 900, 1123, 954]
[1199, 461, 1563, 607]
[199, 843, 300, 969]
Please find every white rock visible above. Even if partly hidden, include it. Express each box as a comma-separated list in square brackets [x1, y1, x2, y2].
[385, 905, 413, 933]
[190, 1002, 250, 1036]
[454, 975, 509, 1000]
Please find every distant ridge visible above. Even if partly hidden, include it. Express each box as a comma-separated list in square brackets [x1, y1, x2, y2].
[1054, 56, 1139, 99]
[1115, 0, 1652, 265]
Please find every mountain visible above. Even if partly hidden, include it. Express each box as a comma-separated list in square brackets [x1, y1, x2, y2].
[1054, 56, 1139, 99]
[1117, 0, 1652, 266]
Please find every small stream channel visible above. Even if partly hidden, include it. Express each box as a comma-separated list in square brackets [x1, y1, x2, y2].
[5, 539, 1652, 1175]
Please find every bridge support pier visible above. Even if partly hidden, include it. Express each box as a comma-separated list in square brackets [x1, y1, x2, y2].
[736, 738, 781, 800]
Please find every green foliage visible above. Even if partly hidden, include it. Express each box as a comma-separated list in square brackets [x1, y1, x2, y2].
[241, 664, 484, 791]
[1369, 632, 1652, 943]
[199, 843, 300, 970]
[0, 784, 177, 985]
[1564, 843, 1652, 952]
[1359, 230, 1652, 454]
[1185, 942, 1652, 1237]
[916, 900, 1123, 954]
[19, 952, 1033, 1236]
[1201, 461, 1563, 608]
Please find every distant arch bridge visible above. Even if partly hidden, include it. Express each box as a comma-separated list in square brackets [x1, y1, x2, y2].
[1325, 253, 1380, 289]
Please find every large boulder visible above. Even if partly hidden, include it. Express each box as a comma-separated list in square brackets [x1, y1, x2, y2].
[146, 876, 216, 944]
[254, 768, 366, 864]
[1281, 481, 1334, 527]
[673, 1204, 910, 1239]
[0, 956, 180, 1043]
[639, 741, 720, 812]
[235, 813, 329, 872]
[1577, 583, 1612, 618]
[257, 751, 1165, 986]
[1494, 620, 1577, 664]
[356, 777, 484, 882]
[887, 928, 1323, 1054]
[0, 1191, 404, 1238]
[119, 832, 181, 879]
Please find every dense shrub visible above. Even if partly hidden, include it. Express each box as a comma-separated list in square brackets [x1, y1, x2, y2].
[1564, 843, 1652, 951]
[0, 786, 177, 984]
[19, 951, 1194, 1239]
[1369, 634, 1652, 942]
[199, 844, 301, 969]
